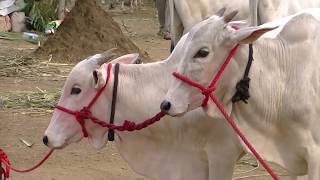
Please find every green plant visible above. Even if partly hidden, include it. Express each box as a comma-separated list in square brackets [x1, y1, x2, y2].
[23, 0, 58, 32]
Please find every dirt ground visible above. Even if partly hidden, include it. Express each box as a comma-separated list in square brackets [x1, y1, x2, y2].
[36, 0, 150, 63]
[0, 2, 307, 180]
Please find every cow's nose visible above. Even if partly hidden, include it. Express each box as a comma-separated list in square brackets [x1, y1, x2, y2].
[160, 100, 171, 112]
[43, 136, 49, 146]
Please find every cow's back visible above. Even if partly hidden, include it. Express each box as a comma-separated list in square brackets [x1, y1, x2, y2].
[260, 9, 320, 40]
[174, 0, 249, 32]
[277, 10, 320, 44]
[257, 0, 320, 24]
[171, 0, 249, 47]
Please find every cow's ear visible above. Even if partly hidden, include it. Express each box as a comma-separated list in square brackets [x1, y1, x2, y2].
[93, 68, 106, 89]
[110, 53, 141, 64]
[227, 20, 249, 28]
[230, 26, 278, 44]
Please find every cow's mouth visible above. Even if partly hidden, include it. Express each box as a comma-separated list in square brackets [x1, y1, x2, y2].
[45, 138, 68, 149]
[87, 133, 108, 150]
[167, 104, 190, 117]
[169, 111, 187, 117]
[51, 143, 68, 149]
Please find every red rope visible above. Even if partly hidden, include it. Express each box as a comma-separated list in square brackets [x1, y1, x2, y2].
[88, 63, 112, 109]
[0, 149, 54, 179]
[91, 112, 166, 131]
[55, 62, 167, 137]
[172, 44, 279, 180]
[55, 105, 166, 132]
[209, 95, 278, 179]
[0, 62, 165, 179]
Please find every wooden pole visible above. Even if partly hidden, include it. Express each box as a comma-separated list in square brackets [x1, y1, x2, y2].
[58, 0, 66, 20]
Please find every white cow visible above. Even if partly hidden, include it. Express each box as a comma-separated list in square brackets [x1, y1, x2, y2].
[43, 43, 244, 179]
[169, 0, 249, 48]
[170, 0, 320, 49]
[162, 8, 320, 179]
[250, 0, 320, 25]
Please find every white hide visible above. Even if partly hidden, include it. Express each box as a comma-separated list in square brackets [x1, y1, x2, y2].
[170, 0, 320, 47]
[164, 9, 320, 179]
[44, 37, 244, 180]
[252, 0, 320, 24]
[169, 0, 249, 47]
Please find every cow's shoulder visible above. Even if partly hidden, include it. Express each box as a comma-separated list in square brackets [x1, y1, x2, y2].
[278, 12, 320, 43]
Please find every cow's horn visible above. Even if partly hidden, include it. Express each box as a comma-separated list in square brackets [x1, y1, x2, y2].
[216, 7, 226, 17]
[96, 48, 117, 65]
[223, 10, 238, 23]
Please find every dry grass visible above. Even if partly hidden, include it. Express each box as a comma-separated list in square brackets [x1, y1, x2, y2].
[0, 54, 72, 79]
[0, 54, 69, 114]
[0, 90, 60, 112]
[0, 55, 37, 77]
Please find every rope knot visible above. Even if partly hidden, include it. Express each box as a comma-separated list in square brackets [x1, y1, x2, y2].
[74, 107, 91, 137]
[201, 86, 216, 107]
[0, 149, 10, 179]
[76, 107, 92, 121]
[122, 120, 137, 131]
[201, 86, 216, 96]
[232, 77, 250, 104]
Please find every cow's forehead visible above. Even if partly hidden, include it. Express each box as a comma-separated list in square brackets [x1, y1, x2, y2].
[66, 56, 100, 85]
[71, 55, 101, 74]
[184, 16, 225, 54]
[187, 16, 225, 45]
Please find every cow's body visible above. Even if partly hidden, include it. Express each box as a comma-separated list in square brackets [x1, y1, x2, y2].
[169, 0, 249, 47]
[250, 0, 320, 25]
[170, 0, 320, 47]
[112, 59, 243, 180]
[163, 8, 320, 179]
[44, 38, 244, 179]
[232, 11, 320, 175]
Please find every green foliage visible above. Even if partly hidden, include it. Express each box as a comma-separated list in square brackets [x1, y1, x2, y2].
[23, 0, 58, 32]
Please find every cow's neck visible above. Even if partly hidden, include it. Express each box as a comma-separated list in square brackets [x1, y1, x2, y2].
[115, 60, 173, 121]
[106, 60, 215, 178]
[232, 38, 289, 124]
[224, 38, 306, 170]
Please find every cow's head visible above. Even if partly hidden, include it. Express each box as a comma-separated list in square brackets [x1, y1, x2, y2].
[161, 9, 275, 117]
[44, 50, 140, 149]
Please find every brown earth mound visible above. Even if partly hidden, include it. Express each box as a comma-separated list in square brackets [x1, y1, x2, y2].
[35, 0, 149, 63]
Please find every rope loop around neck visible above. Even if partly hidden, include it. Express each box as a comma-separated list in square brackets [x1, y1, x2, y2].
[172, 43, 279, 179]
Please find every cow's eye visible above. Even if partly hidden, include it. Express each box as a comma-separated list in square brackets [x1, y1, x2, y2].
[194, 48, 209, 58]
[71, 87, 81, 95]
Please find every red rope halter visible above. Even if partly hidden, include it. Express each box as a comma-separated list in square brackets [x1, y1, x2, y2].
[173, 44, 279, 180]
[55, 63, 165, 138]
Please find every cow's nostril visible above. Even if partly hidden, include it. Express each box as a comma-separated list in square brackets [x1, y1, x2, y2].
[160, 100, 171, 112]
[43, 136, 49, 146]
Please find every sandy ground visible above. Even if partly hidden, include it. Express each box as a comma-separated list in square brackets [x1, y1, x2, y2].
[0, 2, 308, 180]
